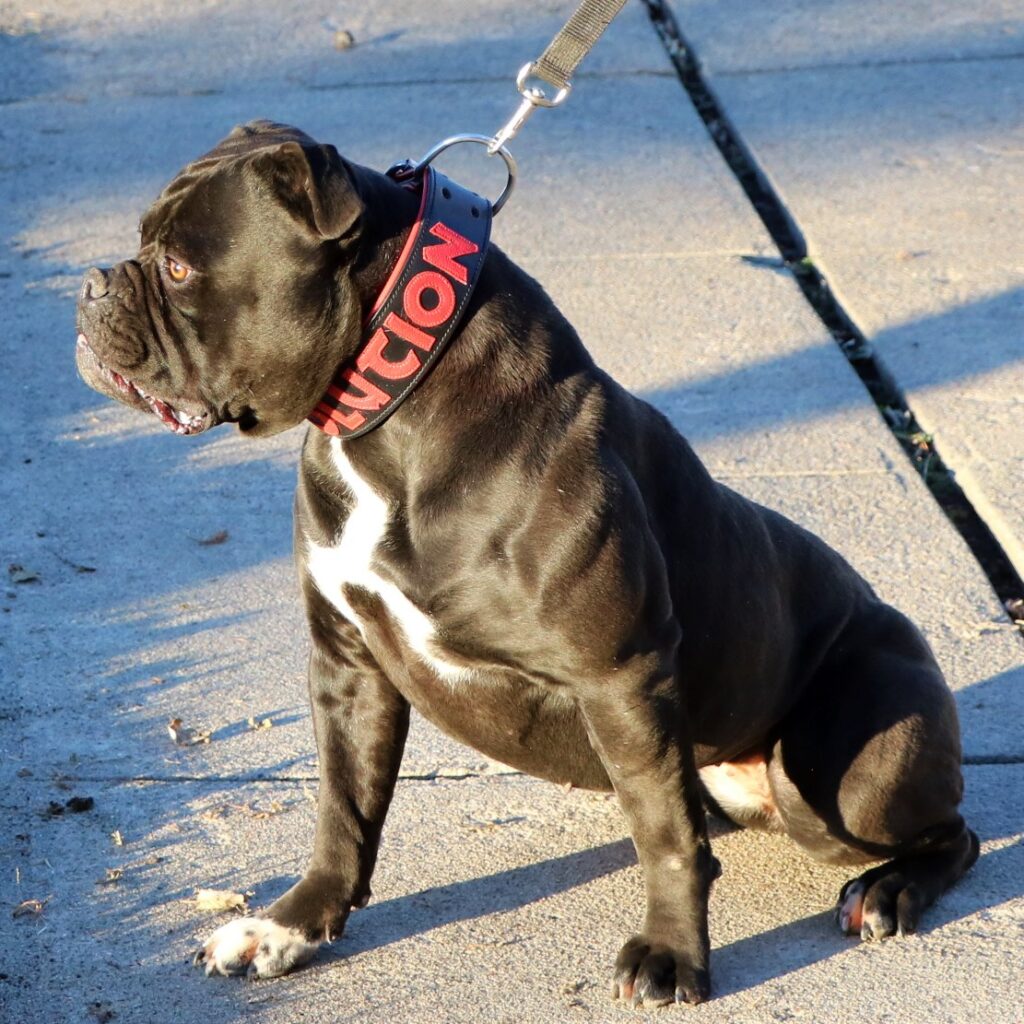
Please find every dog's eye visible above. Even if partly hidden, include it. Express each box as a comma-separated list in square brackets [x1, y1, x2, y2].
[165, 257, 192, 283]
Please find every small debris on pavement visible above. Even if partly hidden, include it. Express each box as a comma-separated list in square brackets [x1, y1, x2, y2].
[236, 800, 288, 820]
[12, 897, 47, 918]
[50, 549, 97, 573]
[110, 830, 124, 847]
[44, 801, 65, 818]
[65, 795, 94, 813]
[167, 717, 211, 745]
[195, 888, 249, 913]
[202, 799, 291, 821]
[7, 563, 39, 584]
[87, 1001, 116, 1023]
[96, 867, 123, 886]
[461, 814, 526, 831]
[195, 529, 229, 546]
[333, 28, 355, 50]
[561, 977, 592, 1009]
[247, 715, 273, 731]
[1004, 597, 1024, 622]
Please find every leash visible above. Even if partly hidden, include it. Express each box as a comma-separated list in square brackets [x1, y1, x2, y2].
[309, 0, 630, 437]
[389, 0, 630, 214]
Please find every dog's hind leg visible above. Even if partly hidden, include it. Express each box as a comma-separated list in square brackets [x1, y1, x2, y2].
[767, 606, 978, 940]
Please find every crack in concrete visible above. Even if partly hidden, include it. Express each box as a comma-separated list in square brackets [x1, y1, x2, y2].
[711, 50, 1024, 80]
[49, 769, 525, 785]
[712, 468, 892, 480]
[0, 68, 673, 110]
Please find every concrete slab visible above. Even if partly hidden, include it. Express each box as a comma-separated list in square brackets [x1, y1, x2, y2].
[0, 0, 668, 106]
[668, 0, 1024, 73]
[673, 3, 1024, 580]
[1, 767, 1020, 1023]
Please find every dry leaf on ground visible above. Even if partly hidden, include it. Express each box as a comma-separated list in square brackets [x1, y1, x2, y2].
[196, 529, 229, 546]
[12, 897, 48, 918]
[167, 717, 211, 745]
[195, 888, 249, 913]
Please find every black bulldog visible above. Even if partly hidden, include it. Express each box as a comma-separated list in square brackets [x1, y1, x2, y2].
[76, 121, 977, 1007]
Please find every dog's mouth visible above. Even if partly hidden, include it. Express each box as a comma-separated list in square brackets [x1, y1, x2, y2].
[76, 333, 213, 436]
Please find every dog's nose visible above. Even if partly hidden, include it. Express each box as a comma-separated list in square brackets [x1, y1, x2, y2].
[80, 267, 110, 303]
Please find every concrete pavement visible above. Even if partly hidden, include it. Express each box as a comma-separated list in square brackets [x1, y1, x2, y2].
[1, 2, 1022, 1021]
[671, 0, 1024, 578]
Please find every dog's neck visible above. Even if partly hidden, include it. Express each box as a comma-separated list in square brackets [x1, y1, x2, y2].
[308, 166, 490, 440]
[349, 168, 420, 316]
[312, 164, 597, 495]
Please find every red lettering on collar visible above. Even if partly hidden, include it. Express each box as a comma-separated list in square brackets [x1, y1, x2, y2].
[403, 270, 456, 329]
[308, 173, 489, 441]
[381, 311, 434, 353]
[356, 324, 422, 381]
[332, 369, 389, 410]
[422, 221, 479, 286]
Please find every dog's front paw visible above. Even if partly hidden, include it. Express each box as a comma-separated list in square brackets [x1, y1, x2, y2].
[195, 916, 321, 978]
[611, 935, 710, 1008]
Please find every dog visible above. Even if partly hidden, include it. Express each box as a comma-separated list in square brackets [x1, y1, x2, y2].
[75, 121, 977, 1007]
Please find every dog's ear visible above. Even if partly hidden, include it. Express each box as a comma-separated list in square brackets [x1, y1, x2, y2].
[257, 141, 364, 241]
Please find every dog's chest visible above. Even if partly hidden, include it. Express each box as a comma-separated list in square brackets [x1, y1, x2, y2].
[304, 440, 470, 683]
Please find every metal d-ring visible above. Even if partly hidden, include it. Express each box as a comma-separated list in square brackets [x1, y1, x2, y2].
[399, 134, 518, 215]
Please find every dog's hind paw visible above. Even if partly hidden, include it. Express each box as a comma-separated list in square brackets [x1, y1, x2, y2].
[195, 916, 320, 978]
[837, 879, 867, 936]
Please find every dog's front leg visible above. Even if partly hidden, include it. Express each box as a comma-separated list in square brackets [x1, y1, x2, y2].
[579, 660, 716, 1008]
[198, 611, 409, 978]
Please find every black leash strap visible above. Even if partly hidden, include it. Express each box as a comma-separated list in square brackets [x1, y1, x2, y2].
[534, 0, 631, 92]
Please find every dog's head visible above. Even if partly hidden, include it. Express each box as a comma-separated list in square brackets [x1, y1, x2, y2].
[75, 121, 367, 437]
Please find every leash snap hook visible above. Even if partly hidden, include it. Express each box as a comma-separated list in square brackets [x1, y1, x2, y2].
[389, 134, 518, 215]
[488, 62, 572, 155]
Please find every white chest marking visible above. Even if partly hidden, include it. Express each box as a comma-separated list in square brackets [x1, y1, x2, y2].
[305, 439, 472, 683]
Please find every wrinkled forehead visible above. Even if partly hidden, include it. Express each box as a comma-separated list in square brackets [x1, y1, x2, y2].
[140, 121, 315, 247]
[198, 120, 318, 162]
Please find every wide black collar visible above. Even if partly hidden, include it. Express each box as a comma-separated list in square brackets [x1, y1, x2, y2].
[308, 167, 492, 439]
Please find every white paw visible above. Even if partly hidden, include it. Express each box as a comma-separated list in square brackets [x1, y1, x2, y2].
[196, 916, 321, 978]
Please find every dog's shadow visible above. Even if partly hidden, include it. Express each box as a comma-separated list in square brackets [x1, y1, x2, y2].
[328, 837, 638, 960]
[281, 823, 1022, 996]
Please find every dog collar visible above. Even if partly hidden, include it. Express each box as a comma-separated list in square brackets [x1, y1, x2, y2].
[308, 167, 492, 438]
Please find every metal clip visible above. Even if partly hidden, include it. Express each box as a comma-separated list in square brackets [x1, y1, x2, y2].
[389, 134, 518, 214]
[488, 62, 572, 154]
